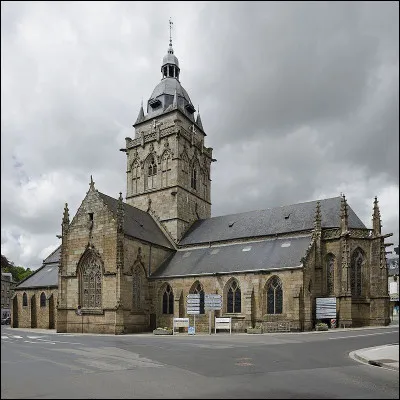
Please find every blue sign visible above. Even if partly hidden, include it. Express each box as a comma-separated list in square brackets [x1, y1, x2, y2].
[188, 326, 195, 335]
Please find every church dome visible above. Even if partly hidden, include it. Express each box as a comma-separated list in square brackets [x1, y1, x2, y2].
[162, 52, 179, 68]
[150, 78, 191, 104]
[140, 23, 197, 122]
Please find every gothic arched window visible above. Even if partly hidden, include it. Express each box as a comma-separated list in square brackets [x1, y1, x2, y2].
[162, 284, 174, 314]
[131, 160, 141, 195]
[161, 152, 171, 188]
[146, 156, 157, 190]
[226, 279, 241, 313]
[202, 169, 208, 199]
[78, 251, 103, 310]
[266, 276, 283, 314]
[190, 281, 205, 314]
[351, 248, 364, 297]
[326, 254, 335, 296]
[191, 167, 197, 190]
[23, 292, 28, 307]
[40, 292, 46, 308]
[132, 263, 144, 312]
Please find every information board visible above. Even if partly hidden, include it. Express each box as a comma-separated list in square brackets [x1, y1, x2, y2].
[316, 297, 337, 319]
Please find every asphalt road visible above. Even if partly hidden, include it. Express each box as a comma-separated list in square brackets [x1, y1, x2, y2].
[1, 325, 399, 399]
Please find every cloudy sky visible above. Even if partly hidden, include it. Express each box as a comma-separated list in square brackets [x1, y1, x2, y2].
[1, 1, 399, 269]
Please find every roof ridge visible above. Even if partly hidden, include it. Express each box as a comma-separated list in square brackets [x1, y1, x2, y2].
[43, 244, 61, 264]
[207, 197, 343, 221]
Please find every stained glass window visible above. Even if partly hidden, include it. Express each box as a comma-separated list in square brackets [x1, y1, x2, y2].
[227, 280, 241, 313]
[162, 284, 174, 314]
[266, 276, 283, 314]
[351, 249, 363, 297]
[79, 253, 102, 309]
[40, 292, 46, 308]
[327, 254, 335, 296]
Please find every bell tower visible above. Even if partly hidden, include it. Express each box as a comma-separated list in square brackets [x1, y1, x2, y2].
[122, 21, 215, 242]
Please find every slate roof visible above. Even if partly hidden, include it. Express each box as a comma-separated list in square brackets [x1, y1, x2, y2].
[180, 197, 366, 246]
[98, 192, 174, 249]
[152, 235, 312, 278]
[16, 246, 61, 289]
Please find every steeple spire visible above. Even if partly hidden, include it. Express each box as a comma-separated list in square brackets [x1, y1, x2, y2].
[161, 19, 180, 81]
[340, 194, 349, 233]
[372, 196, 382, 236]
[314, 200, 321, 232]
[89, 175, 95, 191]
[62, 203, 70, 226]
[117, 192, 124, 233]
[196, 106, 204, 130]
[169, 17, 173, 47]
[135, 101, 145, 124]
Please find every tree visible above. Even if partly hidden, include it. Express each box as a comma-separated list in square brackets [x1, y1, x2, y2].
[1, 254, 33, 282]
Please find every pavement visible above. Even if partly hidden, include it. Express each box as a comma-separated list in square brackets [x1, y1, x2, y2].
[350, 314, 399, 371]
[4, 315, 399, 372]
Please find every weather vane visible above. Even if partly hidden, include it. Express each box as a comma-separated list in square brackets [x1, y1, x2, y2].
[169, 18, 173, 45]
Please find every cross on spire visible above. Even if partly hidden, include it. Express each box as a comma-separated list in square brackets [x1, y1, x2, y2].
[169, 18, 173, 46]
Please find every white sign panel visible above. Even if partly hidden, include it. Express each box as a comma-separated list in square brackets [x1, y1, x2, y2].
[205, 294, 222, 300]
[187, 294, 200, 299]
[316, 297, 337, 319]
[173, 318, 189, 328]
[204, 294, 222, 310]
[389, 282, 398, 295]
[215, 317, 231, 334]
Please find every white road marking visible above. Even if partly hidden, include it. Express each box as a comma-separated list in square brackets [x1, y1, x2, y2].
[35, 338, 83, 345]
[24, 340, 56, 344]
[27, 336, 46, 339]
[1, 336, 10, 339]
[11, 335, 23, 338]
[329, 331, 398, 340]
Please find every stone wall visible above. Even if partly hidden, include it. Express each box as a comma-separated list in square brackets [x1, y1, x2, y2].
[151, 268, 304, 333]
[12, 289, 58, 329]
[119, 236, 173, 333]
[58, 188, 120, 333]
[126, 109, 212, 242]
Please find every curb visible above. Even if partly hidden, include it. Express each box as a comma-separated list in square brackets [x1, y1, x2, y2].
[350, 350, 399, 372]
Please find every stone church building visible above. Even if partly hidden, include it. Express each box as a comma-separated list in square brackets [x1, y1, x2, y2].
[12, 35, 392, 334]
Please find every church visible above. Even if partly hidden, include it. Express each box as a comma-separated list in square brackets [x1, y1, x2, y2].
[12, 32, 392, 334]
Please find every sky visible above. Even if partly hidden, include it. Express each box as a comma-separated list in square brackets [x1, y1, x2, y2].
[1, 1, 399, 270]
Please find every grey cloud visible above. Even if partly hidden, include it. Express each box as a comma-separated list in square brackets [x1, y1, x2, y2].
[1, 1, 398, 268]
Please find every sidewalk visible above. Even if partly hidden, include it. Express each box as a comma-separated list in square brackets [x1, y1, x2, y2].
[350, 344, 399, 371]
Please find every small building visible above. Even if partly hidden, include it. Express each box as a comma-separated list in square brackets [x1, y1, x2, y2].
[1, 272, 15, 319]
[12, 247, 59, 329]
